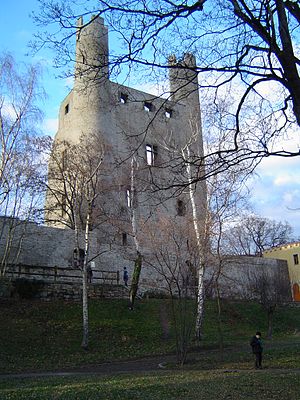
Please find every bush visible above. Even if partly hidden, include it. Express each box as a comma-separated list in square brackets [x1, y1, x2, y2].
[13, 278, 44, 299]
[0, 277, 13, 298]
[142, 290, 171, 299]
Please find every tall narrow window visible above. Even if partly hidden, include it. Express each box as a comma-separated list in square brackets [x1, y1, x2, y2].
[146, 144, 158, 166]
[126, 189, 131, 208]
[64, 104, 69, 114]
[122, 233, 127, 246]
[62, 149, 68, 171]
[293, 254, 299, 265]
[176, 199, 185, 216]
[61, 195, 67, 217]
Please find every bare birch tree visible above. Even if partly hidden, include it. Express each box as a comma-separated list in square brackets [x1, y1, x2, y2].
[247, 268, 291, 338]
[143, 214, 199, 365]
[45, 132, 106, 349]
[222, 216, 293, 256]
[0, 53, 46, 276]
[128, 156, 143, 310]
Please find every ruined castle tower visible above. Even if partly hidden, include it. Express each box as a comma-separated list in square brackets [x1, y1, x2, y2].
[45, 16, 207, 290]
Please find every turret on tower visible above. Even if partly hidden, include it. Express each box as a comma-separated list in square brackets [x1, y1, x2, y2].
[75, 16, 109, 85]
[168, 53, 200, 106]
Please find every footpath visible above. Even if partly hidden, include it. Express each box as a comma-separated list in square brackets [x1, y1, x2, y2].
[2, 341, 300, 380]
[0, 354, 178, 380]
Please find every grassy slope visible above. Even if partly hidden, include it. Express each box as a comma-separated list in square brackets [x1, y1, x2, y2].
[1, 298, 300, 399]
[1, 370, 300, 400]
[1, 298, 300, 373]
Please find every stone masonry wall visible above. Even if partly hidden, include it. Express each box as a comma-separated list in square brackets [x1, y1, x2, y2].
[0, 218, 292, 302]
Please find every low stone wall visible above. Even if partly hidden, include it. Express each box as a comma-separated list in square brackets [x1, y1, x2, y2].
[0, 278, 128, 302]
[0, 217, 99, 269]
[35, 282, 128, 301]
[205, 255, 292, 302]
[0, 218, 293, 302]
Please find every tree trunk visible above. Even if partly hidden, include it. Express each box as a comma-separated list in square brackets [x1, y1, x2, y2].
[183, 143, 205, 341]
[129, 251, 142, 310]
[81, 208, 91, 349]
[128, 156, 143, 310]
[216, 283, 224, 355]
[267, 308, 274, 339]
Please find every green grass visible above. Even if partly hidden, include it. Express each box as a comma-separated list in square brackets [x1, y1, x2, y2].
[1, 298, 300, 399]
[1, 298, 300, 374]
[0, 370, 299, 400]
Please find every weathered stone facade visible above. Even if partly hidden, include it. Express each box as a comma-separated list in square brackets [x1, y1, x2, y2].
[205, 255, 292, 302]
[0, 216, 292, 302]
[0, 17, 292, 303]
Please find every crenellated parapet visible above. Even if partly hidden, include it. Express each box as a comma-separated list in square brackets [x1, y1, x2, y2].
[168, 53, 200, 105]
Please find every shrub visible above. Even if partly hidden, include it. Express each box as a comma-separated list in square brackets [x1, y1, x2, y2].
[13, 278, 45, 299]
[0, 277, 13, 298]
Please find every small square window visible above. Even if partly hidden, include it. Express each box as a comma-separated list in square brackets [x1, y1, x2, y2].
[120, 93, 128, 104]
[64, 104, 69, 114]
[165, 108, 172, 118]
[293, 254, 299, 265]
[144, 101, 153, 112]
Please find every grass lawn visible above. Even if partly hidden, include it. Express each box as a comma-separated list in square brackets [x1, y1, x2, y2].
[1, 298, 300, 373]
[0, 369, 299, 399]
[1, 298, 300, 399]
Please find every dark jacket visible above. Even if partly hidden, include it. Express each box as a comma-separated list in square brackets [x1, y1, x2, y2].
[250, 336, 263, 354]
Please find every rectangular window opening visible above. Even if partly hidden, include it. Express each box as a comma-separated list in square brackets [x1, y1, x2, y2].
[64, 104, 69, 114]
[62, 149, 68, 171]
[122, 233, 127, 246]
[177, 199, 185, 216]
[126, 189, 131, 208]
[146, 144, 158, 166]
[165, 108, 172, 118]
[144, 101, 153, 112]
[293, 254, 299, 265]
[61, 195, 67, 217]
[120, 93, 128, 104]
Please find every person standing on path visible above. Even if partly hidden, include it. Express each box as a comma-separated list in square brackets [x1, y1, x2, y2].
[123, 267, 129, 286]
[250, 331, 263, 369]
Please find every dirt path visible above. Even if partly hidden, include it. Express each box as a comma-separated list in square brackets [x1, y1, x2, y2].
[1, 340, 300, 380]
[0, 354, 177, 379]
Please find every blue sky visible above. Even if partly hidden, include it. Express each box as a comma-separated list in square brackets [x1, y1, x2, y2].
[1, 0, 300, 237]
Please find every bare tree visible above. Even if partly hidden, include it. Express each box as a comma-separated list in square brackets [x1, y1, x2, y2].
[143, 214, 199, 365]
[45, 132, 106, 349]
[205, 162, 251, 350]
[128, 156, 143, 310]
[222, 216, 293, 256]
[33, 0, 300, 173]
[248, 268, 291, 338]
[0, 53, 47, 276]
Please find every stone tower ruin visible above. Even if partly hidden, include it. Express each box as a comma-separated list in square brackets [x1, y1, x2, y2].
[45, 16, 207, 291]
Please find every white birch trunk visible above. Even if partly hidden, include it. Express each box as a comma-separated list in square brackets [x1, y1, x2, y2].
[81, 206, 91, 349]
[130, 156, 140, 253]
[129, 156, 142, 309]
[182, 145, 205, 340]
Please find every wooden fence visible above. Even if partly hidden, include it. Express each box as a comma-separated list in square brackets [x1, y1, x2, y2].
[5, 264, 120, 285]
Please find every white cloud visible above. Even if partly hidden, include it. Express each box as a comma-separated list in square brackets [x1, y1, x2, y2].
[274, 173, 300, 186]
[64, 76, 74, 88]
[283, 190, 300, 205]
[42, 118, 58, 136]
